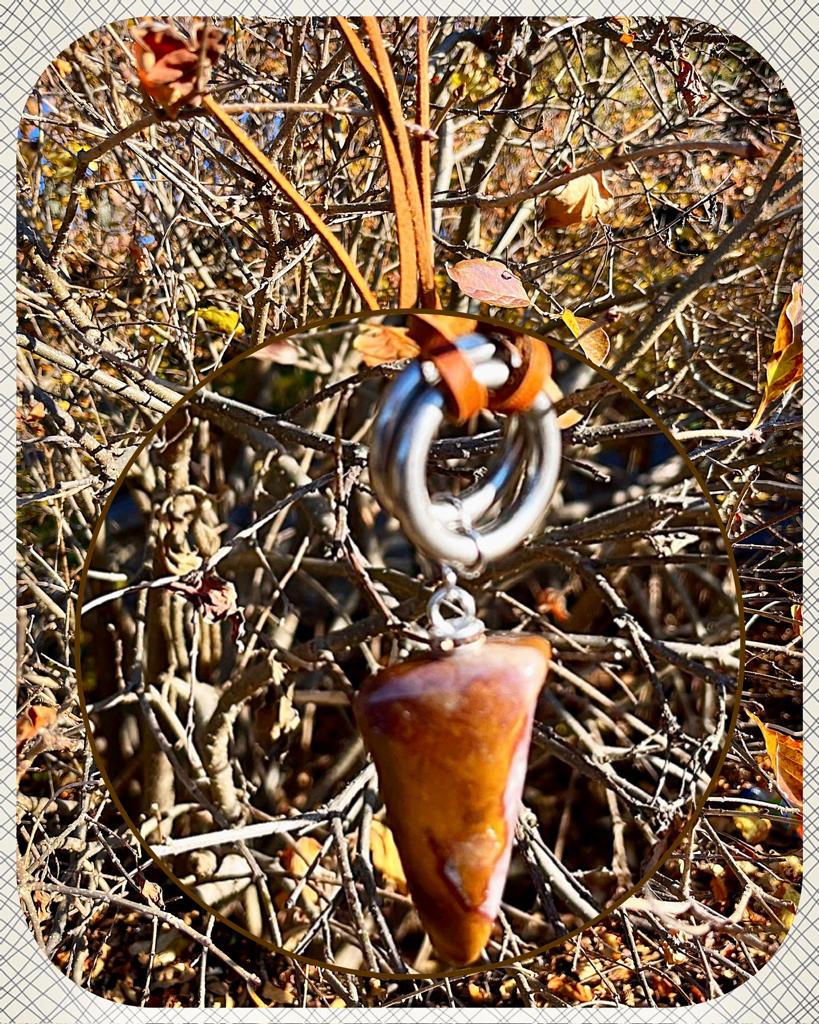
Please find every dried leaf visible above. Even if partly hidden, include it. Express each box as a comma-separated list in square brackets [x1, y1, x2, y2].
[792, 603, 802, 638]
[542, 171, 614, 227]
[132, 19, 226, 117]
[280, 836, 324, 909]
[353, 324, 419, 367]
[749, 281, 803, 427]
[370, 820, 407, 894]
[541, 376, 582, 429]
[546, 975, 594, 1003]
[16, 705, 58, 750]
[675, 57, 707, 115]
[194, 306, 245, 337]
[732, 805, 772, 844]
[748, 710, 803, 809]
[167, 570, 239, 624]
[446, 260, 530, 308]
[561, 309, 610, 364]
[535, 588, 570, 623]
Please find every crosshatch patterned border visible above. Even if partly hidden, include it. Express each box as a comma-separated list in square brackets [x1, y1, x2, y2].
[1, 3, 814, 1021]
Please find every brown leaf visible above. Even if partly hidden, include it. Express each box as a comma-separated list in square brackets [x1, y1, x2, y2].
[446, 260, 530, 308]
[132, 19, 226, 117]
[792, 603, 802, 638]
[166, 570, 239, 623]
[369, 820, 408, 894]
[542, 376, 582, 429]
[353, 324, 419, 367]
[749, 281, 803, 427]
[748, 710, 803, 809]
[675, 58, 707, 115]
[535, 588, 570, 623]
[280, 836, 324, 909]
[561, 309, 610, 364]
[542, 171, 614, 227]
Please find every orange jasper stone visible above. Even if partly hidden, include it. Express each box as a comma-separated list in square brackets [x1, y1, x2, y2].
[355, 634, 551, 965]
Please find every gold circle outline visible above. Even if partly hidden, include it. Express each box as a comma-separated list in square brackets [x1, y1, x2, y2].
[75, 308, 746, 982]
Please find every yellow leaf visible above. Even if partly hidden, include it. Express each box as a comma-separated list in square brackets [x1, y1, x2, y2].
[194, 306, 245, 337]
[750, 281, 802, 427]
[747, 710, 803, 809]
[370, 820, 407, 894]
[561, 309, 610, 365]
[543, 171, 614, 227]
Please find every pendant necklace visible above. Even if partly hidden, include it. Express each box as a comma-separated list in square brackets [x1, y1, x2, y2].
[357, 323, 562, 965]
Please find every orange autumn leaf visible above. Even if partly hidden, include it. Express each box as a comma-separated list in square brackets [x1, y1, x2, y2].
[353, 324, 420, 366]
[542, 171, 614, 227]
[792, 603, 802, 638]
[16, 704, 58, 750]
[546, 975, 594, 1003]
[446, 259, 530, 308]
[749, 281, 803, 427]
[561, 309, 610, 365]
[132, 19, 226, 118]
[369, 820, 407, 894]
[747, 710, 803, 809]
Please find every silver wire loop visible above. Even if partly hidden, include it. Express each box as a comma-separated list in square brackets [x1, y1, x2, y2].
[369, 332, 562, 569]
[426, 567, 485, 646]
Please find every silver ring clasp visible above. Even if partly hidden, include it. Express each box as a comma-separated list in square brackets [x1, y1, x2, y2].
[369, 332, 562, 570]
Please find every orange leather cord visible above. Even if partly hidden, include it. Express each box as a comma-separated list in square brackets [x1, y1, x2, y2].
[202, 93, 379, 309]
[335, 18, 419, 308]
[489, 335, 553, 414]
[407, 317, 552, 423]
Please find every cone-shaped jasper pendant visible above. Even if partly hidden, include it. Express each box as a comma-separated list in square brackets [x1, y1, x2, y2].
[355, 635, 551, 965]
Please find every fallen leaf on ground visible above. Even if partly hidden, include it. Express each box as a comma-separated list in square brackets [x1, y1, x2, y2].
[546, 975, 594, 1002]
[542, 171, 614, 227]
[447, 259, 530, 308]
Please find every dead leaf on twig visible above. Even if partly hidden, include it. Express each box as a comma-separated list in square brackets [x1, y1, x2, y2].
[132, 19, 226, 118]
[542, 171, 614, 227]
[353, 324, 419, 366]
[747, 710, 803, 809]
[749, 281, 802, 428]
[446, 259, 530, 308]
[561, 309, 610, 365]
